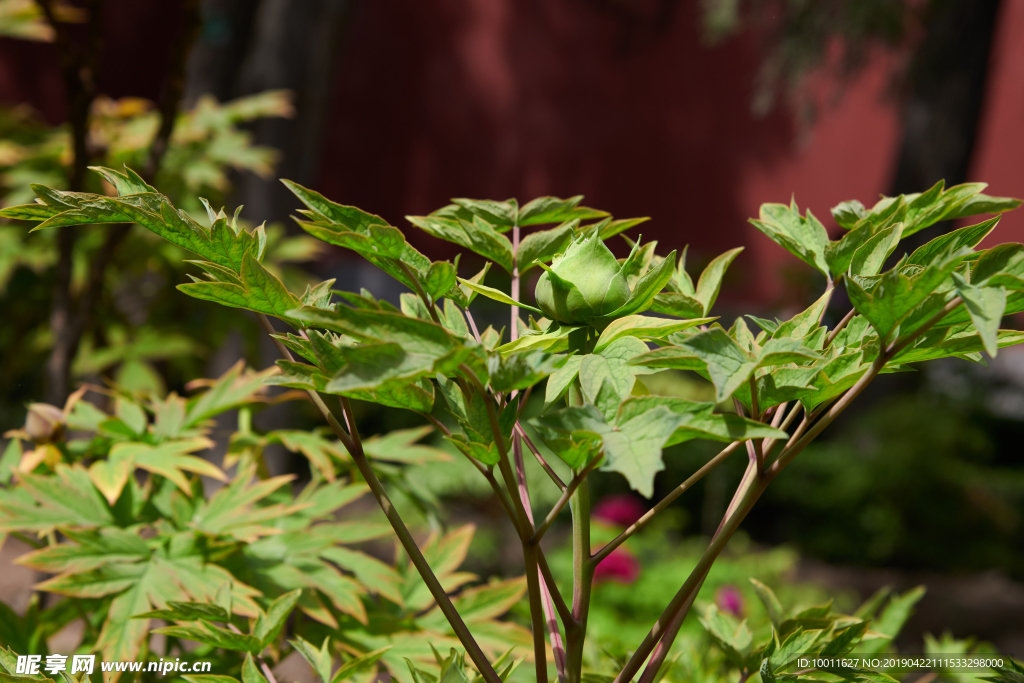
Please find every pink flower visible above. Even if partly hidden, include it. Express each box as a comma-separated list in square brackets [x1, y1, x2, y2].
[592, 494, 647, 528]
[593, 548, 640, 584]
[716, 585, 744, 617]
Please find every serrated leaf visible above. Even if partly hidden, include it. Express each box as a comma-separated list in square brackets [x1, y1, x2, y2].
[157, 622, 262, 653]
[952, 272, 1006, 357]
[407, 214, 515, 273]
[906, 216, 999, 267]
[751, 202, 830, 276]
[615, 396, 786, 447]
[679, 328, 755, 402]
[517, 195, 608, 226]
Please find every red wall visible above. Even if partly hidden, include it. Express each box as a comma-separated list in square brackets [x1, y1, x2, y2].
[7, 0, 1024, 305]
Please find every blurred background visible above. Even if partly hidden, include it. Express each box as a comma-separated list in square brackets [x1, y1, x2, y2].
[1, 0, 1023, 664]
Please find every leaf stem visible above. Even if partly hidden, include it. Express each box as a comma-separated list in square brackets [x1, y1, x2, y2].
[516, 424, 568, 490]
[475, 375, 548, 683]
[592, 440, 742, 564]
[825, 308, 857, 347]
[255, 314, 501, 683]
[531, 458, 599, 544]
[537, 548, 576, 627]
[614, 475, 766, 683]
[564, 475, 593, 683]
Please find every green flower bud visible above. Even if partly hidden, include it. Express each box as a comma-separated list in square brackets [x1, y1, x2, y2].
[535, 234, 631, 325]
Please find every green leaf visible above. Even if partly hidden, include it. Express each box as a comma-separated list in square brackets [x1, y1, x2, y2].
[598, 250, 677, 322]
[773, 289, 831, 339]
[241, 655, 268, 683]
[846, 258, 960, 340]
[695, 247, 743, 315]
[253, 588, 302, 647]
[772, 628, 823, 668]
[156, 622, 262, 653]
[750, 201, 830, 276]
[16, 527, 148, 574]
[324, 342, 464, 395]
[594, 314, 714, 352]
[601, 404, 688, 497]
[756, 337, 824, 368]
[544, 354, 583, 405]
[518, 195, 608, 226]
[831, 200, 868, 229]
[488, 351, 562, 392]
[108, 439, 227, 496]
[292, 305, 458, 356]
[321, 546, 404, 605]
[699, 604, 752, 666]
[649, 292, 704, 318]
[679, 328, 755, 402]
[407, 214, 515, 273]
[749, 579, 784, 628]
[288, 634, 331, 683]
[455, 277, 542, 314]
[451, 198, 518, 228]
[943, 192, 1022, 220]
[627, 346, 703, 372]
[873, 586, 925, 640]
[850, 223, 902, 277]
[0, 465, 114, 533]
[517, 221, 576, 271]
[331, 647, 393, 683]
[179, 252, 301, 322]
[531, 404, 609, 469]
[615, 396, 786, 447]
[425, 261, 458, 302]
[952, 273, 1006, 357]
[906, 216, 999, 267]
[819, 621, 869, 657]
[578, 338, 653, 417]
[135, 600, 231, 623]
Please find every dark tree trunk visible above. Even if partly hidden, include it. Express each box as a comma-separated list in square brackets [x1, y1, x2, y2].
[889, 0, 1001, 203]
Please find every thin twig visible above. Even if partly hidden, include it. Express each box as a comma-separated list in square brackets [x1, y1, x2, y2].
[531, 458, 599, 544]
[825, 308, 857, 347]
[592, 441, 742, 564]
[537, 550, 575, 628]
[462, 306, 483, 342]
[517, 424, 567, 490]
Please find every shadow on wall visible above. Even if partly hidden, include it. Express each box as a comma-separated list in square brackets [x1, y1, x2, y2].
[316, 0, 794, 270]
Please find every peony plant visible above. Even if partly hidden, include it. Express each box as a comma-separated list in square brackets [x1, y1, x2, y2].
[5, 168, 1024, 683]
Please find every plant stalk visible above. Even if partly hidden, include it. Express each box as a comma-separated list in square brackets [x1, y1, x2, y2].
[256, 314, 501, 683]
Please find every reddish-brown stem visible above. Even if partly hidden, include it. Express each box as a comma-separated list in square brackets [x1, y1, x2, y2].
[517, 424, 567, 490]
[592, 440, 742, 564]
[256, 314, 501, 683]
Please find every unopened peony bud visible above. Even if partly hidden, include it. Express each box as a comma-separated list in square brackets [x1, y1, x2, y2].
[535, 235, 631, 325]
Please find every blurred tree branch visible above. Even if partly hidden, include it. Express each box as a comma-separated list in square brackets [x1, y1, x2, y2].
[37, 0, 203, 403]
